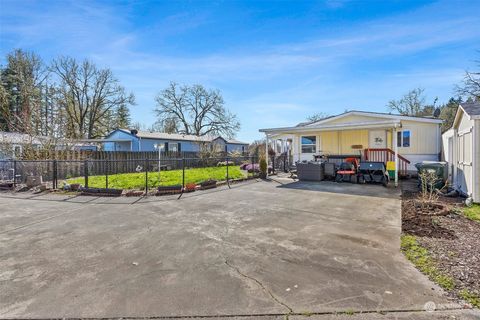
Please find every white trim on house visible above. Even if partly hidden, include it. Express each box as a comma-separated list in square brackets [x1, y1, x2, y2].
[260, 119, 401, 133]
[304, 111, 442, 126]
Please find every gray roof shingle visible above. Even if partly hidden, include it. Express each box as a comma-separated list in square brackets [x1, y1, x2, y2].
[118, 129, 248, 145]
[461, 101, 480, 116]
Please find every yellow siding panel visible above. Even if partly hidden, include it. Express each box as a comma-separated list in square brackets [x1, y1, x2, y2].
[319, 131, 339, 154]
[399, 121, 439, 155]
[339, 130, 369, 154]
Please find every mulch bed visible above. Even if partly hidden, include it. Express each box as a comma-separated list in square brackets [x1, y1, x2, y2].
[401, 188, 480, 304]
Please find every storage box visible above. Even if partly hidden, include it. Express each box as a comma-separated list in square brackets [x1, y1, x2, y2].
[297, 162, 324, 181]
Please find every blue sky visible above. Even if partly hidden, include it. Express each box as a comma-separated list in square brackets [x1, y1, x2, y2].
[1, 0, 479, 142]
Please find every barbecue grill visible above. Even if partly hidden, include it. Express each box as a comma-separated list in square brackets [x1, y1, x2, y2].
[358, 162, 389, 187]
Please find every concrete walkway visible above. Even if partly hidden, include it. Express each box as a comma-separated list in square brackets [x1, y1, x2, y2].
[0, 180, 475, 318]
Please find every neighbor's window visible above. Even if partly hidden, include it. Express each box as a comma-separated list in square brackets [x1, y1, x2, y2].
[13, 145, 22, 158]
[301, 136, 316, 153]
[169, 143, 178, 152]
[397, 130, 411, 148]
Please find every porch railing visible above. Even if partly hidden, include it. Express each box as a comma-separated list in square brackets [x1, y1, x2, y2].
[364, 148, 410, 177]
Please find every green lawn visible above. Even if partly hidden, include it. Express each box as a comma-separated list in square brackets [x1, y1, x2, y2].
[462, 204, 480, 222]
[68, 166, 246, 189]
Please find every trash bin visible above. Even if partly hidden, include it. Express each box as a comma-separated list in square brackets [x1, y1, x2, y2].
[414, 161, 448, 189]
[386, 161, 395, 180]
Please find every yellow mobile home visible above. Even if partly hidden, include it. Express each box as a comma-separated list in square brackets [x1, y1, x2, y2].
[259, 110, 443, 185]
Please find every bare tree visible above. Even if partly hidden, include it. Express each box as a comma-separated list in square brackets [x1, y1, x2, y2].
[387, 88, 431, 116]
[306, 112, 329, 123]
[154, 82, 240, 138]
[456, 57, 480, 101]
[50, 57, 135, 139]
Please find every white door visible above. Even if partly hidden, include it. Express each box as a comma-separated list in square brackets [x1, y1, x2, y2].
[369, 130, 387, 148]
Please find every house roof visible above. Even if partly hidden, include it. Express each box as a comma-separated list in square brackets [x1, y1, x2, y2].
[115, 129, 248, 145]
[460, 101, 480, 117]
[0, 131, 46, 145]
[298, 110, 442, 127]
[260, 110, 442, 134]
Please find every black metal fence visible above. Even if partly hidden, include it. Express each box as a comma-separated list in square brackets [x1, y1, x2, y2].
[0, 156, 259, 193]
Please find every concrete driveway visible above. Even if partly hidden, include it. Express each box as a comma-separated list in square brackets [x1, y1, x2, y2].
[0, 180, 473, 318]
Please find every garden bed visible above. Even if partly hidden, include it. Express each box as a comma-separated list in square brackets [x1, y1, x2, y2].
[401, 189, 480, 308]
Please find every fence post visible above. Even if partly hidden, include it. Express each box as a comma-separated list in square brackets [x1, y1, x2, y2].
[13, 160, 17, 188]
[53, 160, 57, 189]
[105, 159, 109, 189]
[226, 156, 231, 188]
[144, 159, 148, 194]
[178, 157, 185, 200]
[84, 160, 89, 188]
[182, 157, 185, 188]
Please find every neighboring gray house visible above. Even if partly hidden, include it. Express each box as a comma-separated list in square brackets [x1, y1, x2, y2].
[0, 132, 44, 159]
[0, 131, 98, 159]
[102, 129, 249, 153]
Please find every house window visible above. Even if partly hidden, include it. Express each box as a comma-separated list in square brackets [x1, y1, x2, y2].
[301, 136, 316, 153]
[169, 143, 178, 152]
[13, 145, 22, 158]
[397, 130, 411, 148]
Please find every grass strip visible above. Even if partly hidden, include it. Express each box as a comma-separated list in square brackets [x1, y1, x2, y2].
[462, 204, 480, 222]
[67, 166, 245, 189]
[400, 234, 455, 291]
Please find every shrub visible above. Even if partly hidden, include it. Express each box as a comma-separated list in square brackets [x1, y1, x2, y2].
[418, 170, 440, 205]
[259, 157, 267, 177]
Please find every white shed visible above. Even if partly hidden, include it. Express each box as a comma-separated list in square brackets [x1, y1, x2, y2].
[443, 102, 480, 202]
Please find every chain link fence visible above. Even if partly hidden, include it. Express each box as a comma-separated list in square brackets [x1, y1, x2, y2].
[0, 155, 260, 195]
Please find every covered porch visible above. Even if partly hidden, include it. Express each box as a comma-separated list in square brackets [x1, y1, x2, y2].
[261, 120, 411, 186]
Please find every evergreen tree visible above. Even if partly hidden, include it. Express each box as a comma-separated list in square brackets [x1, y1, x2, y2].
[113, 103, 131, 129]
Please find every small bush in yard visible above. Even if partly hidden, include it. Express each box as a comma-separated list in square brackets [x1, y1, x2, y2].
[259, 157, 267, 178]
[401, 235, 455, 291]
[418, 171, 440, 204]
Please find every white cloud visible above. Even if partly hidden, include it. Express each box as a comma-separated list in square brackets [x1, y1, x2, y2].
[1, 0, 479, 142]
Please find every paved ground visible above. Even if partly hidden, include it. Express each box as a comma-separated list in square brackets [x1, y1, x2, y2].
[0, 179, 477, 318]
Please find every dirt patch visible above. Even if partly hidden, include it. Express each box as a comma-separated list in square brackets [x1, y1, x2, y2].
[418, 215, 480, 297]
[402, 192, 457, 239]
[401, 186, 480, 307]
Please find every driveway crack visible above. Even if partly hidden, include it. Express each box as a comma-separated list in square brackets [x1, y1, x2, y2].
[224, 259, 293, 314]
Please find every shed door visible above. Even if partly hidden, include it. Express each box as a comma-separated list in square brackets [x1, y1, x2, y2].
[369, 130, 387, 148]
[448, 137, 453, 183]
[457, 130, 473, 197]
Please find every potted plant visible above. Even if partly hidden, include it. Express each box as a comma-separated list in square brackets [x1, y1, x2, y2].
[157, 185, 183, 195]
[184, 183, 197, 193]
[200, 179, 217, 190]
